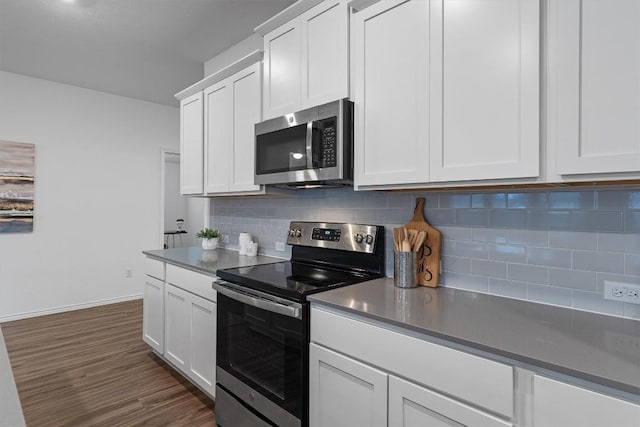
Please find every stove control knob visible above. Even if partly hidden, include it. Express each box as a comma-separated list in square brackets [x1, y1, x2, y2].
[294, 229, 302, 238]
[354, 234, 364, 243]
[365, 234, 374, 245]
[288, 228, 296, 237]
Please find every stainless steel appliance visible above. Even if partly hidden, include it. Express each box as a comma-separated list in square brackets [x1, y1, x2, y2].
[254, 99, 353, 188]
[213, 221, 385, 427]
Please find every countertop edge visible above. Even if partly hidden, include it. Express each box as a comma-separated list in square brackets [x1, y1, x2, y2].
[310, 298, 640, 397]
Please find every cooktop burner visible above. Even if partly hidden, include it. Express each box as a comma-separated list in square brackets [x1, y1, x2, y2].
[216, 221, 385, 302]
[216, 261, 379, 301]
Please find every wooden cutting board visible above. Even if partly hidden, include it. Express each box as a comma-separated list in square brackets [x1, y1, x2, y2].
[402, 198, 442, 287]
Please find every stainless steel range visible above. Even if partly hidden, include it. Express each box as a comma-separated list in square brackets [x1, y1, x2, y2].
[213, 221, 385, 427]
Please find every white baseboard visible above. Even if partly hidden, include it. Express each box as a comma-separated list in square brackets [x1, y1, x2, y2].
[0, 294, 143, 323]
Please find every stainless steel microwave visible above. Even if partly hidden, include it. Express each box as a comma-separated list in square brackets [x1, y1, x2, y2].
[254, 99, 353, 188]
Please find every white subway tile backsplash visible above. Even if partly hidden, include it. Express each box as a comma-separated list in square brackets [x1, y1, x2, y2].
[488, 278, 528, 300]
[488, 244, 526, 263]
[527, 247, 571, 268]
[548, 268, 597, 291]
[209, 186, 640, 319]
[572, 291, 625, 317]
[572, 251, 625, 274]
[527, 285, 572, 308]
[572, 211, 624, 232]
[549, 231, 597, 250]
[472, 259, 507, 279]
[507, 264, 549, 285]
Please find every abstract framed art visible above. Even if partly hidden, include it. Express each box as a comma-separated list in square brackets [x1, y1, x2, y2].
[0, 140, 35, 233]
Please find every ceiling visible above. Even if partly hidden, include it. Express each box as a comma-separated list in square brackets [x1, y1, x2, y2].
[0, 0, 296, 106]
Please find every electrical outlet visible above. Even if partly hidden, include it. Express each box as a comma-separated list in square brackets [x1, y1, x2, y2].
[221, 234, 229, 244]
[604, 281, 640, 304]
[125, 268, 133, 278]
[275, 242, 285, 252]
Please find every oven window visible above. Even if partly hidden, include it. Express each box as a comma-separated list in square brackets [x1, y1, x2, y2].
[256, 124, 308, 174]
[217, 293, 303, 418]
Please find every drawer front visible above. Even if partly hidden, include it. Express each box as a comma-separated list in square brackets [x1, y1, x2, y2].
[145, 257, 165, 281]
[311, 308, 514, 418]
[166, 264, 217, 303]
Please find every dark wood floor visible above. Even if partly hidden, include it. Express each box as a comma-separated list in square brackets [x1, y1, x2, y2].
[2, 300, 216, 426]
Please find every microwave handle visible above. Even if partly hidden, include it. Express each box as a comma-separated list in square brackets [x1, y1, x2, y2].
[305, 121, 314, 169]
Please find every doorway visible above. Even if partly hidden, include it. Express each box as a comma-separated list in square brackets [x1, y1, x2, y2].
[160, 150, 206, 248]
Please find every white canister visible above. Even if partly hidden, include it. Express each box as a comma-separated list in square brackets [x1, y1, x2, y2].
[238, 232, 252, 255]
[246, 241, 258, 257]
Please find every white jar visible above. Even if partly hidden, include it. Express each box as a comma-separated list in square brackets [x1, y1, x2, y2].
[238, 232, 252, 255]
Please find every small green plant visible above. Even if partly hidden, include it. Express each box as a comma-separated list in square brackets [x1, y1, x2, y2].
[196, 228, 220, 239]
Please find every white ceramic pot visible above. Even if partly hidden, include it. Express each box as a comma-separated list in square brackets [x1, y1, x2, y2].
[202, 238, 218, 251]
[238, 232, 252, 255]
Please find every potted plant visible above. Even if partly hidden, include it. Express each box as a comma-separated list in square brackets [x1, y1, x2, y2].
[196, 228, 221, 250]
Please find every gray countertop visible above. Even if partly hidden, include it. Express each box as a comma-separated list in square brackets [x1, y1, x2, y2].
[143, 246, 284, 276]
[309, 278, 640, 396]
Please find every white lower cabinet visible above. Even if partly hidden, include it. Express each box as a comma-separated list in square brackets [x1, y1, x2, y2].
[388, 376, 511, 427]
[142, 276, 164, 354]
[309, 343, 387, 427]
[310, 307, 514, 427]
[164, 283, 217, 398]
[533, 375, 640, 427]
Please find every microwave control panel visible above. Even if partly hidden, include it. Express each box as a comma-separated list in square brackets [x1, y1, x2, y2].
[319, 118, 337, 168]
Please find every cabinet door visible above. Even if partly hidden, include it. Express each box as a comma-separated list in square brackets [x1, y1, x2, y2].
[389, 376, 512, 427]
[533, 375, 640, 427]
[551, 0, 640, 175]
[180, 92, 204, 195]
[164, 284, 190, 370]
[188, 295, 216, 397]
[263, 20, 301, 120]
[230, 62, 262, 193]
[429, 0, 540, 182]
[300, 0, 349, 109]
[142, 276, 164, 354]
[203, 81, 232, 194]
[309, 343, 387, 427]
[353, 0, 430, 186]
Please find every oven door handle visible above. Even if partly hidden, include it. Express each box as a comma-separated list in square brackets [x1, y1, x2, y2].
[213, 281, 302, 319]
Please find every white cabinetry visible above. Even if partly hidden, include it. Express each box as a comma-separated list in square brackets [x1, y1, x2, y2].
[388, 376, 511, 427]
[262, 0, 349, 120]
[353, 0, 539, 188]
[179, 93, 204, 195]
[352, 0, 430, 186]
[549, 0, 640, 177]
[204, 62, 263, 195]
[310, 307, 514, 427]
[533, 375, 640, 427]
[309, 343, 387, 427]
[142, 258, 165, 354]
[163, 265, 217, 398]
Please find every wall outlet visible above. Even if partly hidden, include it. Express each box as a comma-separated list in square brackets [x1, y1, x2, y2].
[125, 268, 133, 278]
[275, 242, 285, 252]
[221, 234, 229, 244]
[604, 281, 640, 304]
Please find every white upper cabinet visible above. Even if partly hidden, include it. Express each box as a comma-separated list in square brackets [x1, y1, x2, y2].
[429, 0, 540, 182]
[353, 0, 540, 188]
[550, 0, 640, 176]
[204, 62, 263, 195]
[352, 0, 430, 186]
[263, 0, 349, 120]
[179, 92, 204, 195]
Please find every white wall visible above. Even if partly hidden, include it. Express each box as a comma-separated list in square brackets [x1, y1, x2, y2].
[0, 71, 179, 321]
[204, 33, 262, 77]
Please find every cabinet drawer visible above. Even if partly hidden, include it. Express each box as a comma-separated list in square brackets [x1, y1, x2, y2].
[311, 308, 514, 418]
[145, 257, 165, 281]
[166, 264, 217, 303]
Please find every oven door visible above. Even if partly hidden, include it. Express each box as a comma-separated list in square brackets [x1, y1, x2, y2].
[214, 281, 305, 427]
